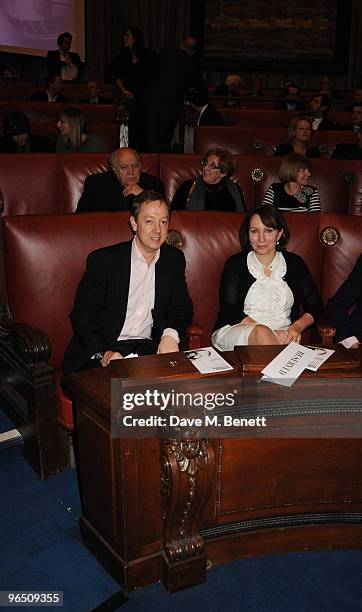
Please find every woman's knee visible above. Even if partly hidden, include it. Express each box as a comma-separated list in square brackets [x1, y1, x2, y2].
[249, 324, 278, 345]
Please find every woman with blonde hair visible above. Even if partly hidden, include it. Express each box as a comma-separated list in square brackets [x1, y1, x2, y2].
[274, 116, 320, 158]
[55, 107, 104, 153]
[261, 153, 321, 213]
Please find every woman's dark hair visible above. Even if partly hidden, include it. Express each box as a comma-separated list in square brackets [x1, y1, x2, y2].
[202, 147, 236, 177]
[4, 112, 30, 136]
[239, 205, 290, 251]
[123, 26, 145, 53]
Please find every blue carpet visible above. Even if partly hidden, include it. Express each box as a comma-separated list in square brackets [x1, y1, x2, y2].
[1, 445, 362, 611]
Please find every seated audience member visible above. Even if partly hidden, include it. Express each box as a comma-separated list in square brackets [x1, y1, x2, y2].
[274, 82, 306, 111]
[261, 153, 322, 213]
[63, 190, 193, 376]
[341, 104, 362, 132]
[79, 80, 112, 104]
[47, 32, 81, 81]
[213, 74, 243, 107]
[246, 76, 263, 97]
[1, 65, 15, 79]
[274, 116, 320, 158]
[30, 74, 69, 103]
[212, 205, 322, 350]
[0, 112, 54, 153]
[308, 93, 334, 130]
[54, 107, 104, 153]
[325, 253, 362, 349]
[171, 147, 245, 212]
[76, 147, 164, 213]
[344, 88, 362, 112]
[186, 85, 225, 126]
[331, 132, 362, 160]
[319, 76, 344, 100]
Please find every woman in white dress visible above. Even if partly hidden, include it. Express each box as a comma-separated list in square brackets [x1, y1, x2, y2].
[212, 205, 322, 350]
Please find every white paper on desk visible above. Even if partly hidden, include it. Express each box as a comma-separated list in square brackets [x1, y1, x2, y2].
[184, 346, 234, 374]
[304, 346, 335, 372]
[124, 353, 138, 358]
[261, 342, 316, 387]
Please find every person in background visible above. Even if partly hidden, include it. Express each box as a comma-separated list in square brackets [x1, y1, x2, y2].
[319, 76, 344, 100]
[212, 205, 322, 350]
[30, 74, 69, 103]
[325, 253, 362, 349]
[185, 84, 225, 126]
[63, 190, 193, 376]
[246, 76, 264, 97]
[0, 111, 54, 153]
[344, 88, 362, 112]
[53, 107, 104, 153]
[341, 104, 362, 132]
[274, 82, 306, 111]
[46, 32, 81, 81]
[76, 147, 164, 213]
[261, 153, 322, 213]
[213, 74, 243, 107]
[274, 116, 320, 158]
[308, 93, 334, 130]
[78, 80, 112, 104]
[171, 147, 245, 211]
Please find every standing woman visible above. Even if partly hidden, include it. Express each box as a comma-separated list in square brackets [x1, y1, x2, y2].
[112, 27, 155, 148]
[55, 108, 104, 153]
[212, 205, 322, 350]
[274, 116, 320, 158]
[261, 153, 322, 212]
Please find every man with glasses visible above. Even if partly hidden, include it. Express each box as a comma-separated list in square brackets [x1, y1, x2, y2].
[76, 147, 164, 212]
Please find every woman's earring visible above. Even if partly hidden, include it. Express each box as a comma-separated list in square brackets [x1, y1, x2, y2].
[277, 240, 280, 246]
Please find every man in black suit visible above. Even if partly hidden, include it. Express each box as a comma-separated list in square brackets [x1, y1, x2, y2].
[186, 84, 225, 126]
[274, 82, 306, 111]
[46, 32, 81, 81]
[63, 190, 193, 375]
[341, 105, 362, 133]
[308, 93, 334, 130]
[78, 80, 112, 104]
[325, 253, 362, 349]
[76, 147, 164, 213]
[331, 133, 362, 160]
[30, 74, 69, 103]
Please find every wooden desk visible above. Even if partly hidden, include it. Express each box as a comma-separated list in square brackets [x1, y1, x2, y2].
[68, 349, 362, 593]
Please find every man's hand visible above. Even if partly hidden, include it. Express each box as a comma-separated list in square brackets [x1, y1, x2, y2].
[157, 336, 179, 354]
[123, 184, 143, 197]
[101, 350, 123, 367]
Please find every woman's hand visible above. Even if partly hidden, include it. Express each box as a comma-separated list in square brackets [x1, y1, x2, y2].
[285, 323, 302, 344]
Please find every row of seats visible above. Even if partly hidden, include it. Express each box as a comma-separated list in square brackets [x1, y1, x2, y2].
[0, 102, 355, 131]
[193, 127, 358, 156]
[0, 153, 361, 216]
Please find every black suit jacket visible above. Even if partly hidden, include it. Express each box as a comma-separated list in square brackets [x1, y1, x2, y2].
[325, 254, 362, 342]
[331, 144, 362, 160]
[46, 50, 81, 79]
[63, 240, 193, 374]
[30, 90, 69, 103]
[78, 96, 113, 104]
[76, 170, 164, 213]
[199, 104, 225, 126]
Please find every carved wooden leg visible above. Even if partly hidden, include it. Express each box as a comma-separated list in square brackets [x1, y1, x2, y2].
[160, 438, 214, 592]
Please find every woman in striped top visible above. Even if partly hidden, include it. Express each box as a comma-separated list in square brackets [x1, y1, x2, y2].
[260, 153, 322, 213]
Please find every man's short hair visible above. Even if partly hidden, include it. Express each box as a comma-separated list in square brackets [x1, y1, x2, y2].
[131, 190, 168, 221]
[4, 111, 30, 136]
[57, 32, 72, 46]
[278, 153, 311, 183]
[312, 93, 331, 111]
